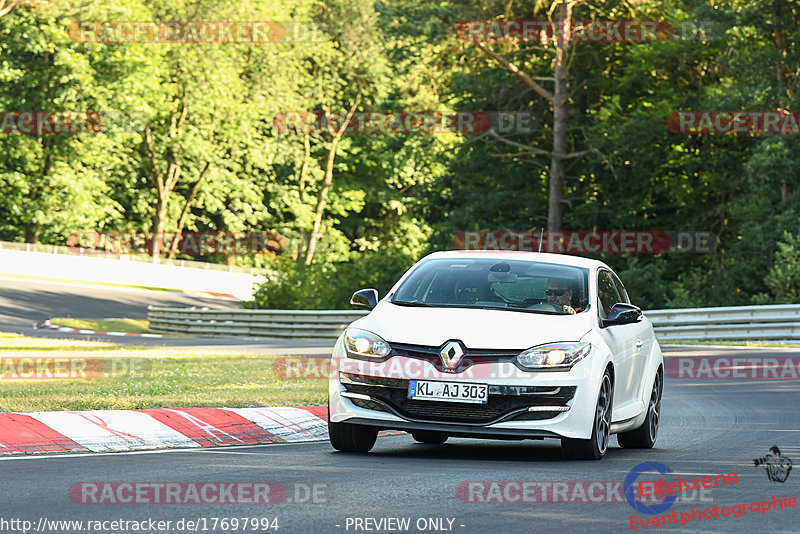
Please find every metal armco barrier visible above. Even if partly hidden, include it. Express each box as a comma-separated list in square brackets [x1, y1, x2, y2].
[147, 304, 800, 341]
[645, 304, 800, 341]
[147, 307, 367, 338]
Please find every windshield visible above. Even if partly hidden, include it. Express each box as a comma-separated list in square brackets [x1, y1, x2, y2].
[392, 258, 590, 315]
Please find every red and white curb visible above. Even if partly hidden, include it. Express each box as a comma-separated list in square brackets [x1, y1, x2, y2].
[0, 406, 330, 455]
[35, 320, 163, 338]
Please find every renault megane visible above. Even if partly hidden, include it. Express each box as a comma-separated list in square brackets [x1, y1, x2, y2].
[327, 251, 664, 460]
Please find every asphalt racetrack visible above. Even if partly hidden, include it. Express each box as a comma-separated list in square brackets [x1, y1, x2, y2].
[0, 277, 332, 354]
[1, 344, 798, 534]
[0, 277, 797, 533]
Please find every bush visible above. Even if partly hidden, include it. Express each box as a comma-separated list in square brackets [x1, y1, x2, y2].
[250, 252, 416, 309]
[615, 257, 670, 309]
[758, 232, 800, 304]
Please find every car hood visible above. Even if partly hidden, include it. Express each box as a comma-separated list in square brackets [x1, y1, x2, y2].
[349, 301, 593, 350]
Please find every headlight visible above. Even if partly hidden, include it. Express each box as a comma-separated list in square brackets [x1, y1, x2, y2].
[344, 328, 391, 358]
[516, 342, 591, 370]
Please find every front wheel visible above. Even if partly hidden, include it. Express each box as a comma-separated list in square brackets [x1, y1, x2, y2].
[618, 370, 662, 449]
[562, 371, 613, 460]
[328, 421, 378, 453]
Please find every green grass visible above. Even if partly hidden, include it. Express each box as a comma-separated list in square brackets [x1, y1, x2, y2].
[51, 317, 153, 334]
[0, 333, 327, 412]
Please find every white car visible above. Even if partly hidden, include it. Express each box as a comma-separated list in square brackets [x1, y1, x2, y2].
[327, 251, 664, 460]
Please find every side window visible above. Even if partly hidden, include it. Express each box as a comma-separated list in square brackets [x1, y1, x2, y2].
[597, 270, 621, 319]
[611, 273, 629, 304]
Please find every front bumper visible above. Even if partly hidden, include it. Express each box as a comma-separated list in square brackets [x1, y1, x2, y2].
[340, 372, 576, 425]
[328, 338, 605, 440]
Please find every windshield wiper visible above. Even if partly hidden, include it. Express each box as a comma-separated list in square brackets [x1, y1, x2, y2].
[391, 299, 433, 307]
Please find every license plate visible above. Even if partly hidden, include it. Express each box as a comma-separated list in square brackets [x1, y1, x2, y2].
[408, 380, 488, 404]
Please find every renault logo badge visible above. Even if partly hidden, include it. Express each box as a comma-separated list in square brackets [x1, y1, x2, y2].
[439, 341, 465, 371]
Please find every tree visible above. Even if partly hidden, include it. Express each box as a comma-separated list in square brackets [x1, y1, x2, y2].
[0, 2, 151, 243]
[138, 0, 307, 260]
[289, 0, 390, 264]
[467, 0, 615, 230]
[761, 232, 800, 303]
[0, 0, 45, 18]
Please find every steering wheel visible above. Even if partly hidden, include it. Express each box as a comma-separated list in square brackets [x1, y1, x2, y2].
[539, 301, 564, 312]
[522, 298, 545, 307]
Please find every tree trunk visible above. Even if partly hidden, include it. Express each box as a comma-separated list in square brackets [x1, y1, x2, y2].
[772, 1, 790, 106]
[547, 1, 571, 232]
[296, 131, 312, 263]
[168, 162, 210, 259]
[772, 2, 792, 208]
[152, 193, 169, 260]
[24, 224, 40, 244]
[473, 1, 594, 233]
[303, 93, 361, 265]
[303, 133, 342, 265]
[298, 131, 311, 203]
[144, 100, 187, 262]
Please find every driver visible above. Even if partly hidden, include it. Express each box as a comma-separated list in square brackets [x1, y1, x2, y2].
[546, 278, 577, 314]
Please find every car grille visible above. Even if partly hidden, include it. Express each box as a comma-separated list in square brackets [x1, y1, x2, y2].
[349, 398, 390, 414]
[388, 342, 520, 373]
[341, 373, 576, 425]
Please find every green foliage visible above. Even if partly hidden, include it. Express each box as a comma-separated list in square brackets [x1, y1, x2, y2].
[0, 5, 132, 241]
[252, 218, 430, 309]
[1, 0, 800, 309]
[756, 232, 800, 304]
[251, 251, 413, 310]
[613, 257, 670, 309]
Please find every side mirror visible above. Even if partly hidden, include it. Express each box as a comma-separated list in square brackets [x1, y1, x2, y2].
[350, 289, 379, 310]
[603, 303, 642, 327]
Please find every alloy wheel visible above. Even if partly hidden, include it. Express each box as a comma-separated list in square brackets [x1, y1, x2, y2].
[596, 375, 612, 454]
[648, 372, 662, 442]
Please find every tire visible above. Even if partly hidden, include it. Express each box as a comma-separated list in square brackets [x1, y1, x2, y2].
[562, 370, 613, 460]
[328, 420, 378, 453]
[618, 370, 662, 449]
[412, 431, 448, 444]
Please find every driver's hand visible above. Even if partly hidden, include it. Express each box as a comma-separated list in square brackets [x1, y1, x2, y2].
[563, 305, 576, 315]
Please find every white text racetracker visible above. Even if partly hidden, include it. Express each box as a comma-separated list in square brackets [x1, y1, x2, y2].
[408, 380, 488, 404]
[338, 517, 463, 531]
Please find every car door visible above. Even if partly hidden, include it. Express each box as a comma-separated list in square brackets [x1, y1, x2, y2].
[610, 271, 653, 402]
[595, 269, 639, 411]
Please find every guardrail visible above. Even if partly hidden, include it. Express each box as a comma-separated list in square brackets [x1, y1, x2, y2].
[148, 304, 800, 341]
[645, 304, 800, 341]
[148, 307, 367, 338]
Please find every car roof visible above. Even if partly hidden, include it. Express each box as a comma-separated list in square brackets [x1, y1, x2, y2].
[421, 250, 608, 271]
